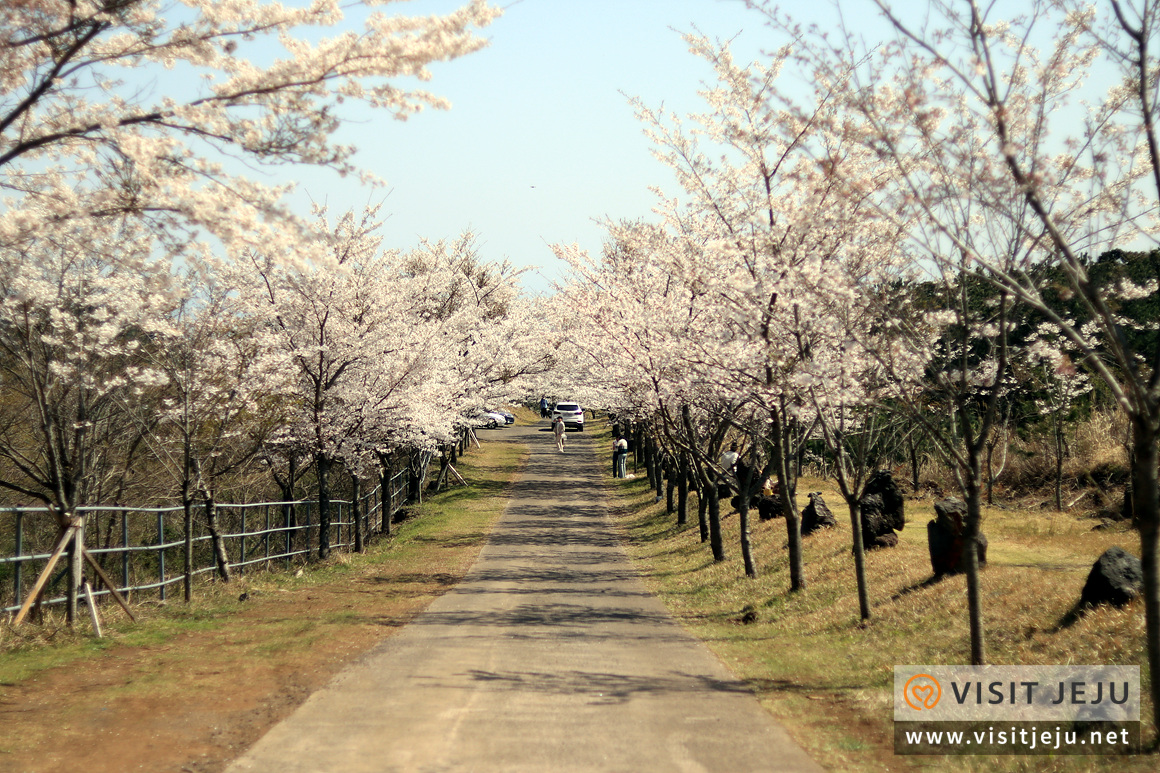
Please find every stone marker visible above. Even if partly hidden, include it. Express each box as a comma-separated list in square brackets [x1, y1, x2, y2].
[858, 471, 905, 550]
[863, 470, 905, 531]
[926, 496, 987, 576]
[755, 495, 782, 521]
[1080, 546, 1143, 608]
[800, 492, 836, 535]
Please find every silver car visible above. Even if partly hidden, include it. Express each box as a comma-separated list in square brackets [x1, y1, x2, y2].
[551, 402, 585, 431]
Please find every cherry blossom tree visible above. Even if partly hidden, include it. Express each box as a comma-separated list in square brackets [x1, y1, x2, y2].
[243, 206, 411, 558]
[619, 33, 823, 587]
[348, 231, 531, 517]
[0, 0, 499, 258]
[0, 0, 499, 617]
[1028, 326, 1093, 511]
[140, 255, 292, 593]
[755, 0, 1160, 720]
[0, 211, 176, 621]
[551, 221, 739, 565]
[243, 206, 545, 555]
[618, 32, 913, 591]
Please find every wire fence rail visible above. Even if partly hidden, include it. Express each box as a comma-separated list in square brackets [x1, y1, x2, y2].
[1, 467, 410, 616]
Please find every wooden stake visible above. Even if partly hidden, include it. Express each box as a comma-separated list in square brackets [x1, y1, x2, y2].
[83, 548, 136, 622]
[446, 464, 468, 486]
[83, 581, 103, 638]
[13, 526, 77, 627]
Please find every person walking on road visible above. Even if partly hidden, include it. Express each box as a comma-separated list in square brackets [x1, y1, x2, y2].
[540, 396, 549, 418]
[553, 416, 567, 452]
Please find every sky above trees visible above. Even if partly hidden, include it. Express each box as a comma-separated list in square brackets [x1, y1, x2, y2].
[279, 0, 930, 294]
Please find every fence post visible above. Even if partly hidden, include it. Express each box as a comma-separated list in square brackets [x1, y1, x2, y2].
[13, 508, 23, 610]
[284, 502, 292, 569]
[304, 501, 313, 561]
[157, 511, 166, 601]
[122, 510, 129, 595]
[352, 476, 363, 554]
[240, 507, 246, 576]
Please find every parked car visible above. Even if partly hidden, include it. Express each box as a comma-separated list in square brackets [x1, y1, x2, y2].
[491, 409, 516, 424]
[471, 409, 508, 429]
[551, 402, 585, 430]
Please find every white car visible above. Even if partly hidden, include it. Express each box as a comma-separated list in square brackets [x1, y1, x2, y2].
[551, 402, 585, 431]
[472, 409, 508, 429]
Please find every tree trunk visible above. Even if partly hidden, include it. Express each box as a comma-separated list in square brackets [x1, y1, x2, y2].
[784, 509, 805, 592]
[66, 515, 83, 626]
[772, 409, 805, 592]
[278, 455, 298, 555]
[963, 472, 986, 666]
[847, 498, 871, 621]
[203, 491, 231, 582]
[434, 446, 452, 493]
[182, 418, 195, 603]
[738, 446, 758, 578]
[351, 473, 364, 553]
[407, 450, 423, 506]
[1053, 414, 1064, 512]
[316, 452, 332, 559]
[665, 457, 676, 514]
[633, 426, 643, 473]
[653, 447, 664, 501]
[380, 453, 396, 537]
[643, 436, 655, 489]
[908, 436, 921, 493]
[1130, 417, 1160, 739]
[677, 452, 689, 528]
[985, 441, 995, 506]
[697, 485, 709, 542]
[705, 473, 725, 562]
[738, 497, 756, 578]
[182, 487, 194, 603]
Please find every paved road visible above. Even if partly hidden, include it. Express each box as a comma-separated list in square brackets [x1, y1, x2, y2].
[227, 423, 822, 773]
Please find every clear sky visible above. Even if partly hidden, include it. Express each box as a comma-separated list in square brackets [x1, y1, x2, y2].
[282, 0, 887, 294]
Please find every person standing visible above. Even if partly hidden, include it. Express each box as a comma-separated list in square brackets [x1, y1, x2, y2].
[614, 435, 628, 478]
[719, 442, 739, 473]
[553, 416, 566, 452]
[540, 396, 549, 418]
[719, 442, 740, 499]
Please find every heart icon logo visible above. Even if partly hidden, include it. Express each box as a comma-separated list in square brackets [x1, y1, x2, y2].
[903, 674, 941, 711]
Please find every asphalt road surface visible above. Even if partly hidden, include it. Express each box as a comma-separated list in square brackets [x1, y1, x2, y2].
[227, 423, 822, 773]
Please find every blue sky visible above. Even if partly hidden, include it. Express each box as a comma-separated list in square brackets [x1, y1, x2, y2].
[283, 0, 891, 293]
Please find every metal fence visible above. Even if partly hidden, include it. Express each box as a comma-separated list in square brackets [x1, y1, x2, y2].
[1, 466, 410, 615]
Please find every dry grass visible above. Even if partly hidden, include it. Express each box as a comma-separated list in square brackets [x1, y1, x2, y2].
[981, 409, 1129, 510]
[598, 420, 1153, 772]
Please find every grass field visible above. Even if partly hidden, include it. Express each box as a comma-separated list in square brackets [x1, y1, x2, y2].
[594, 420, 1154, 772]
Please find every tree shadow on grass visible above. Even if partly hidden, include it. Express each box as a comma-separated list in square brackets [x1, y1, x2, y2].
[889, 574, 948, 602]
[1052, 600, 1089, 632]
